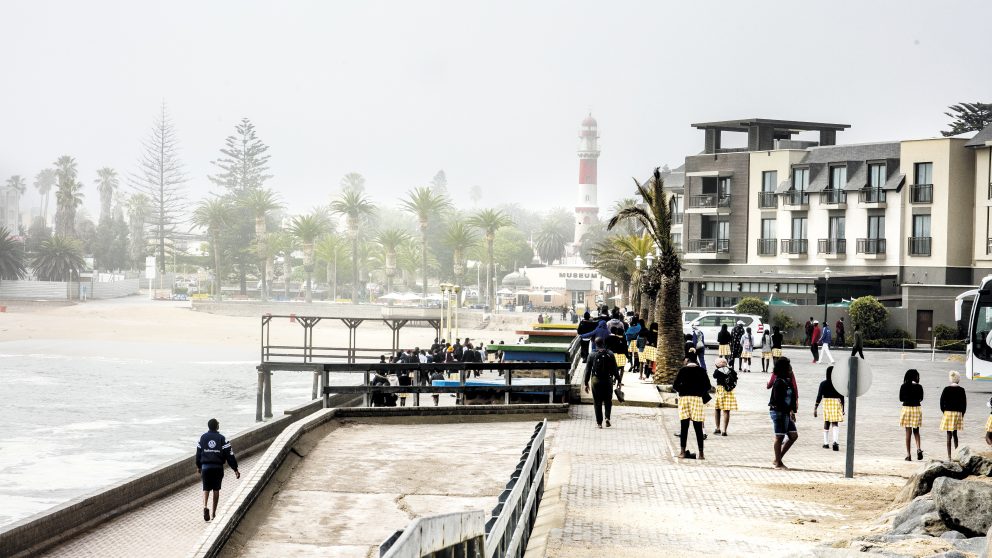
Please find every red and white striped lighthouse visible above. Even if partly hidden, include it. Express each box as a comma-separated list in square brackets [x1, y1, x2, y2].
[575, 113, 600, 246]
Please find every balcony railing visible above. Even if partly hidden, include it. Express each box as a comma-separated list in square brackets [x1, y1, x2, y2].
[673, 212, 684, 224]
[817, 238, 847, 254]
[856, 238, 886, 255]
[687, 238, 730, 253]
[757, 192, 778, 209]
[987, 237, 992, 255]
[781, 190, 809, 206]
[910, 184, 933, 204]
[757, 238, 777, 256]
[909, 236, 932, 256]
[687, 194, 731, 209]
[819, 189, 847, 205]
[780, 239, 808, 254]
[859, 188, 886, 203]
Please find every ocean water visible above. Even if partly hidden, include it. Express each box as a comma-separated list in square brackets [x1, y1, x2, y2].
[0, 342, 332, 527]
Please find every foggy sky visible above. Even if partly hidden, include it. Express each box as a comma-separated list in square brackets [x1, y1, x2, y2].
[2, 1, 991, 221]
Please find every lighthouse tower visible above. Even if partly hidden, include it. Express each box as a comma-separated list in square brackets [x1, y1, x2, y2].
[574, 113, 600, 247]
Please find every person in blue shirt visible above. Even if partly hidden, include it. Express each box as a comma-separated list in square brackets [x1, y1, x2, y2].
[818, 324, 835, 365]
[579, 319, 610, 344]
[196, 418, 240, 521]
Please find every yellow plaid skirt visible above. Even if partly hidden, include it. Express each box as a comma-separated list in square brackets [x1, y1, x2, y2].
[940, 411, 964, 432]
[762, 350, 774, 359]
[715, 386, 738, 411]
[741, 351, 752, 359]
[718, 344, 730, 356]
[642, 346, 657, 362]
[615, 353, 628, 367]
[986, 415, 992, 433]
[678, 395, 705, 422]
[899, 406, 922, 428]
[772, 348, 783, 357]
[822, 398, 843, 423]
[628, 340, 639, 354]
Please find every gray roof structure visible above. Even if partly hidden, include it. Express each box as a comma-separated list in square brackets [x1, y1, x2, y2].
[690, 118, 850, 132]
[965, 123, 992, 148]
[775, 142, 904, 193]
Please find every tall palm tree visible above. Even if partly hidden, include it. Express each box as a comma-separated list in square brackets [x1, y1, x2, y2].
[400, 186, 451, 300]
[534, 221, 568, 264]
[587, 233, 653, 313]
[468, 208, 513, 308]
[4, 175, 25, 229]
[0, 226, 27, 285]
[375, 228, 410, 294]
[288, 212, 330, 302]
[32, 235, 85, 299]
[191, 197, 231, 300]
[330, 190, 376, 302]
[238, 188, 282, 301]
[443, 221, 480, 286]
[33, 169, 56, 226]
[53, 156, 83, 237]
[340, 172, 366, 194]
[608, 168, 681, 383]
[126, 193, 150, 268]
[94, 167, 119, 223]
[316, 234, 346, 301]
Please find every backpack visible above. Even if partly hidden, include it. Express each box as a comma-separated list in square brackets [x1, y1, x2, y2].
[725, 369, 738, 392]
[591, 350, 615, 381]
[772, 377, 794, 410]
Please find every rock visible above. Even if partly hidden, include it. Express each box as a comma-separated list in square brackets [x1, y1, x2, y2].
[894, 460, 968, 504]
[891, 510, 944, 536]
[933, 477, 992, 537]
[955, 446, 992, 477]
[940, 530, 967, 540]
[930, 552, 967, 558]
[952, 536, 986, 556]
[891, 495, 937, 531]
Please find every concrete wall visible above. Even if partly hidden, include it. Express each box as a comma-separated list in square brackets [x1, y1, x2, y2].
[683, 151, 750, 264]
[0, 280, 69, 300]
[747, 149, 807, 262]
[971, 146, 992, 272]
[90, 279, 140, 299]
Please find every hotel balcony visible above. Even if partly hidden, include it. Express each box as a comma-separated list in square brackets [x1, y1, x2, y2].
[781, 190, 809, 209]
[686, 238, 730, 260]
[686, 194, 731, 214]
[818, 189, 847, 209]
[908, 236, 932, 257]
[757, 192, 777, 209]
[910, 184, 933, 204]
[756, 238, 777, 256]
[672, 212, 684, 225]
[817, 238, 847, 259]
[780, 238, 808, 259]
[858, 188, 887, 208]
[856, 238, 886, 259]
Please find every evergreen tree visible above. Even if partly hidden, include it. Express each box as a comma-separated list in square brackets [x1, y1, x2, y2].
[53, 156, 84, 237]
[942, 102, 992, 137]
[208, 118, 272, 195]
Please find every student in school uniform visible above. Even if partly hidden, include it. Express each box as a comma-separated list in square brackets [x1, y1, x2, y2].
[712, 357, 738, 436]
[674, 349, 711, 460]
[985, 396, 992, 447]
[813, 366, 844, 451]
[939, 370, 967, 461]
[741, 327, 754, 373]
[760, 328, 774, 373]
[771, 326, 784, 363]
[717, 324, 732, 358]
[899, 369, 924, 461]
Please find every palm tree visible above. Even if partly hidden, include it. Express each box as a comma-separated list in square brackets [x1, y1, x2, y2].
[32, 235, 85, 299]
[238, 188, 282, 301]
[443, 221, 480, 286]
[400, 186, 451, 300]
[191, 197, 232, 300]
[33, 169, 56, 226]
[608, 168, 681, 383]
[0, 226, 27, 285]
[316, 234, 347, 301]
[330, 189, 376, 302]
[534, 221, 568, 264]
[94, 167, 119, 223]
[125, 193, 150, 267]
[53, 156, 84, 238]
[587, 233, 653, 314]
[340, 172, 366, 194]
[468, 209, 513, 308]
[375, 228, 410, 294]
[288, 212, 329, 303]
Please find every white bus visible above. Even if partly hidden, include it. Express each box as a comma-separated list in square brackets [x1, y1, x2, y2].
[956, 274, 992, 381]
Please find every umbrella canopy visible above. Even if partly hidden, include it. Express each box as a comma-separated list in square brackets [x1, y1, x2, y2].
[395, 292, 423, 301]
[424, 293, 443, 301]
[767, 296, 796, 306]
[828, 299, 852, 308]
[378, 292, 402, 301]
[496, 288, 515, 295]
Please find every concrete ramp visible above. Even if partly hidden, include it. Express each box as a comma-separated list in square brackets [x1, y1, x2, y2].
[217, 414, 555, 558]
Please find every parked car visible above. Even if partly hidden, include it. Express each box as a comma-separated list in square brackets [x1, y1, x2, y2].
[682, 308, 735, 327]
[684, 313, 764, 346]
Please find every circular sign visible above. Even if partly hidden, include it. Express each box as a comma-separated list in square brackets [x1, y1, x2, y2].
[831, 357, 873, 397]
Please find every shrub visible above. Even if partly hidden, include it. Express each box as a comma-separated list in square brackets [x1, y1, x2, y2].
[771, 310, 798, 333]
[934, 323, 965, 351]
[863, 338, 917, 349]
[849, 296, 888, 340]
[736, 297, 769, 322]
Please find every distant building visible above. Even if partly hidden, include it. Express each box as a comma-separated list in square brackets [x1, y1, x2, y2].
[0, 181, 23, 231]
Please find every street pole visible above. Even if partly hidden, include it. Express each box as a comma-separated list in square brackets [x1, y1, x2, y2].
[455, 285, 461, 340]
[845, 356, 859, 478]
[823, 276, 829, 325]
[439, 285, 446, 342]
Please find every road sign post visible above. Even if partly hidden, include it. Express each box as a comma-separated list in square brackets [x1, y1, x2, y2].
[832, 356, 872, 479]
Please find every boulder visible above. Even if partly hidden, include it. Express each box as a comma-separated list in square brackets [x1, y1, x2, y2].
[930, 552, 967, 558]
[933, 477, 992, 537]
[955, 446, 992, 477]
[951, 536, 986, 556]
[940, 530, 967, 540]
[891, 494, 937, 532]
[894, 460, 968, 504]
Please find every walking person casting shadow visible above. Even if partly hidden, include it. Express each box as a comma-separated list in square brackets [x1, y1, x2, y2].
[674, 349, 710, 460]
[583, 337, 622, 428]
[196, 418, 240, 522]
[768, 358, 799, 469]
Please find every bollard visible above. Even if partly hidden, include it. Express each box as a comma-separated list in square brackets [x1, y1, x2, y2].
[845, 358, 859, 478]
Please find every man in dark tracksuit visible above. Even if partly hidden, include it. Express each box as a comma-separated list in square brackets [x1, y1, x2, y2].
[583, 338, 622, 428]
[196, 418, 240, 521]
[576, 312, 598, 362]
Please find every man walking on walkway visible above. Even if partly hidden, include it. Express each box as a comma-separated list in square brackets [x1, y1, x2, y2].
[836, 317, 846, 347]
[851, 324, 865, 359]
[818, 323, 836, 364]
[196, 418, 240, 521]
[583, 337, 622, 428]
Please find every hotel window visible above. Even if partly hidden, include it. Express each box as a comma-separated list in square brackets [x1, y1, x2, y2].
[791, 216, 807, 239]
[867, 215, 885, 239]
[761, 218, 776, 239]
[792, 168, 809, 191]
[913, 214, 931, 238]
[828, 216, 846, 239]
[718, 177, 732, 197]
[762, 171, 777, 193]
[915, 162, 933, 185]
[829, 166, 847, 189]
[869, 163, 886, 188]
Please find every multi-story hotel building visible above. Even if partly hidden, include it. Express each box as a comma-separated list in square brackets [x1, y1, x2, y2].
[669, 117, 992, 339]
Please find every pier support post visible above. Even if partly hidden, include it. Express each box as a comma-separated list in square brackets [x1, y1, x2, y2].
[322, 367, 330, 409]
[311, 370, 319, 400]
[263, 369, 273, 418]
[256, 368, 264, 422]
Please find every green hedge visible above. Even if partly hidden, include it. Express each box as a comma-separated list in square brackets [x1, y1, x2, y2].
[862, 338, 917, 349]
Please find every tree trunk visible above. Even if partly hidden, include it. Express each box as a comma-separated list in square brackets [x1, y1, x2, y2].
[284, 258, 291, 300]
[655, 276, 684, 384]
[350, 229, 359, 303]
[304, 243, 314, 303]
[213, 233, 222, 301]
[420, 223, 428, 301]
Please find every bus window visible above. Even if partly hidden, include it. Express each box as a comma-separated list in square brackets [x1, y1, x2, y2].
[973, 293, 992, 361]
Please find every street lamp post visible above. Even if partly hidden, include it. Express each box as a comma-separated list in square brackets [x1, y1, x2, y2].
[454, 285, 462, 340]
[822, 267, 832, 326]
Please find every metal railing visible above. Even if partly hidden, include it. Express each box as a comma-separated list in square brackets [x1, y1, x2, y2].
[780, 239, 808, 254]
[672, 212, 684, 224]
[911, 184, 933, 204]
[817, 238, 847, 254]
[987, 238, 992, 255]
[856, 238, 886, 254]
[909, 236, 932, 256]
[757, 238, 777, 256]
[686, 194, 731, 209]
[687, 238, 730, 253]
[379, 420, 549, 558]
[781, 190, 809, 206]
[819, 189, 847, 205]
[757, 192, 778, 209]
[859, 188, 886, 203]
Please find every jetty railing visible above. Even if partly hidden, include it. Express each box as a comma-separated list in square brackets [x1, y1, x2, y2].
[379, 420, 548, 558]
